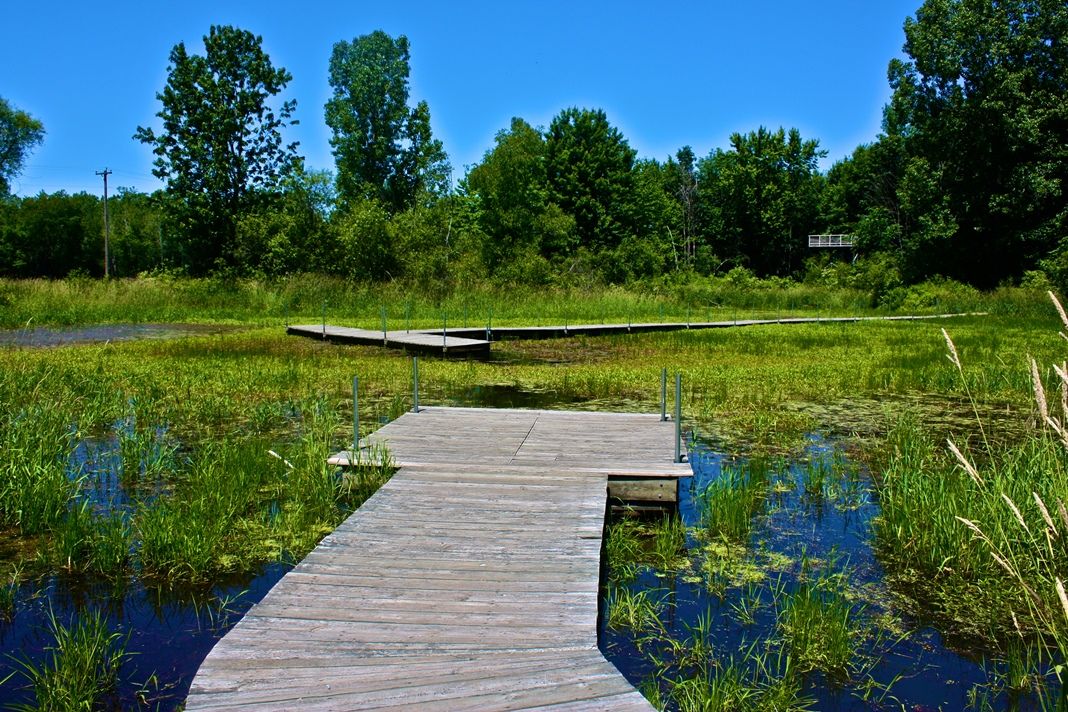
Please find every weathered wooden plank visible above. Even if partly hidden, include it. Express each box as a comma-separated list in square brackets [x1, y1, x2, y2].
[186, 407, 691, 711]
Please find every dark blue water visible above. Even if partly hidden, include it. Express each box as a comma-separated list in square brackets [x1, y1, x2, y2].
[600, 437, 1047, 711]
[0, 564, 288, 709]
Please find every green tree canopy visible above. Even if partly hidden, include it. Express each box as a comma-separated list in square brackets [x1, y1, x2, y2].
[325, 30, 449, 212]
[887, 0, 1068, 285]
[134, 25, 301, 275]
[545, 108, 637, 253]
[465, 117, 573, 271]
[697, 127, 826, 275]
[0, 97, 45, 195]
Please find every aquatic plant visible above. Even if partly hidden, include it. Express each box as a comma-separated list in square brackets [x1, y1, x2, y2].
[696, 459, 772, 543]
[9, 608, 128, 711]
[606, 587, 662, 632]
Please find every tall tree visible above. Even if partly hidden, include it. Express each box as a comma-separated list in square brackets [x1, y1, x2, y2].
[887, 0, 1068, 285]
[325, 30, 449, 212]
[0, 97, 45, 195]
[465, 117, 574, 271]
[134, 25, 301, 274]
[697, 127, 825, 276]
[545, 108, 636, 252]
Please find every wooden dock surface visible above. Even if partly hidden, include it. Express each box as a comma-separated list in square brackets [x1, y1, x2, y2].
[186, 407, 690, 710]
[289, 313, 984, 355]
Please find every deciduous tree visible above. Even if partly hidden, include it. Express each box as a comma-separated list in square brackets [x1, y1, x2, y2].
[0, 97, 45, 195]
[134, 25, 301, 274]
[326, 31, 449, 212]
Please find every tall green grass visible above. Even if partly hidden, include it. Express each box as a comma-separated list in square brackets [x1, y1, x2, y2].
[0, 275, 1052, 329]
[10, 608, 128, 711]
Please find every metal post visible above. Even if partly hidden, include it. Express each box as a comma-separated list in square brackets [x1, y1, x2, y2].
[487, 306, 493, 341]
[352, 375, 359, 465]
[674, 372, 683, 463]
[463, 303, 468, 328]
[442, 312, 447, 353]
[284, 301, 289, 328]
[686, 307, 690, 328]
[321, 301, 326, 338]
[406, 302, 411, 333]
[412, 356, 420, 413]
[659, 304, 664, 323]
[660, 368, 667, 421]
[381, 306, 388, 345]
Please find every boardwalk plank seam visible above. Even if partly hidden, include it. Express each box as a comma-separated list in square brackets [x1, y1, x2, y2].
[186, 407, 689, 710]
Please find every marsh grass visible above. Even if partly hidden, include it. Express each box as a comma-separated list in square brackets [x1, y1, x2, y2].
[606, 587, 662, 632]
[696, 459, 773, 542]
[9, 607, 129, 711]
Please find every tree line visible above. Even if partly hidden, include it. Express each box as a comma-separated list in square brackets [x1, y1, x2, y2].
[0, 0, 1065, 292]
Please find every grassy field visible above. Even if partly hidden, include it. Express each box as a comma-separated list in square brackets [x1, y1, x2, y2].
[0, 277, 1065, 708]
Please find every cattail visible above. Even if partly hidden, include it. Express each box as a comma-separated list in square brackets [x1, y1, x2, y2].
[1002, 493, 1032, 535]
[948, 439, 984, 486]
[1031, 356, 1049, 424]
[1049, 291, 1068, 333]
[1034, 492, 1057, 535]
[943, 328, 961, 370]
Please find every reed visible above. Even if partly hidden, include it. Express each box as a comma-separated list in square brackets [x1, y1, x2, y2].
[9, 608, 128, 711]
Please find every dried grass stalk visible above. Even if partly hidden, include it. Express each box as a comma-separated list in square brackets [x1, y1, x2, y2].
[947, 439, 984, 486]
[942, 328, 961, 370]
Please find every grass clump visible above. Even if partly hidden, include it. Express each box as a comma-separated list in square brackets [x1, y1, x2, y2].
[10, 608, 128, 711]
[695, 460, 772, 543]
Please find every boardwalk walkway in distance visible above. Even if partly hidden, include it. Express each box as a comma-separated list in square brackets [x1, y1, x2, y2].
[186, 407, 690, 711]
[288, 312, 985, 356]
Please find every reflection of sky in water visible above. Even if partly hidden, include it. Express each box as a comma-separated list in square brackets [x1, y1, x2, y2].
[0, 423, 281, 709]
[602, 436, 1044, 711]
[0, 564, 288, 709]
[0, 323, 237, 347]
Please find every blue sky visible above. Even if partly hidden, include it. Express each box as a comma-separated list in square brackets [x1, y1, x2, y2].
[3, 1, 920, 197]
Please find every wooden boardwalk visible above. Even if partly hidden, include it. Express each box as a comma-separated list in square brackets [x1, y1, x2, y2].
[288, 313, 984, 355]
[186, 407, 690, 710]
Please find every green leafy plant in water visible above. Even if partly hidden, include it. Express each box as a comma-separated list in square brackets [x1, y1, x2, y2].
[696, 459, 772, 543]
[606, 586, 662, 632]
[9, 607, 129, 711]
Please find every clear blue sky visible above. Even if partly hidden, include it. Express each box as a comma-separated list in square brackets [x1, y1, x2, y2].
[2, 0, 921, 197]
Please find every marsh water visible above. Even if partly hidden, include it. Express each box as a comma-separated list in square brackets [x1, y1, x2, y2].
[0, 380, 1049, 709]
[599, 437, 1050, 710]
[0, 323, 239, 347]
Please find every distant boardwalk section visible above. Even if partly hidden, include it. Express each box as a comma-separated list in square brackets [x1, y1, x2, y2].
[186, 407, 689, 710]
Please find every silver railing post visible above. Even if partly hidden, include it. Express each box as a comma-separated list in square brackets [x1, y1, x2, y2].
[352, 375, 359, 465]
[412, 356, 420, 413]
[660, 367, 667, 421]
[674, 372, 683, 463]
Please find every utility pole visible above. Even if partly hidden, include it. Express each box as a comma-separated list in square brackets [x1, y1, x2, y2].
[96, 168, 112, 277]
